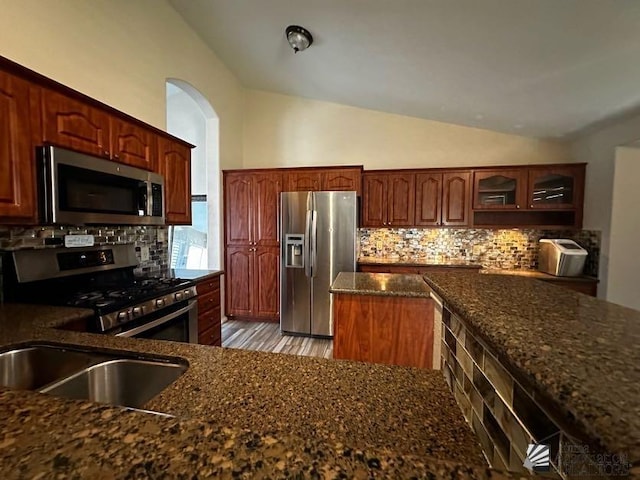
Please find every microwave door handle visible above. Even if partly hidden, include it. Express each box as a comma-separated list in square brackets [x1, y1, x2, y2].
[138, 182, 148, 216]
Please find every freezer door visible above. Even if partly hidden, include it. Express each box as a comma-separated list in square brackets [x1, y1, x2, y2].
[280, 192, 313, 335]
[311, 191, 357, 336]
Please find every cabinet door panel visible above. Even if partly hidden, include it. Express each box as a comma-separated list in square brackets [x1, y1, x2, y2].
[226, 246, 253, 317]
[415, 173, 442, 226]
[0, 72, 37, 222]
[158, 138, 191, 224]
[41, 89, 110, 158]
[321, 168, 361, 194]
[286, 171, 321, 191]
[362, 175, 386, 227]
[254, 246, 279, 318]
[254, 172, 282, 246]
[473, 169, 527, 210]
[387, 174, 415, 227]
[111, 119, 156, 170]
[527, 166, 583, 210]
[442, 172, 470, 226]
[225, 174, 252, 245]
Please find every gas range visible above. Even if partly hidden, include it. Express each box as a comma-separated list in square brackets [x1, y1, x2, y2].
[3, 245, 198, 342]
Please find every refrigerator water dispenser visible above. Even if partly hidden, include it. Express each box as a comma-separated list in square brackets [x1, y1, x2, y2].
[285, 234, 304, 268]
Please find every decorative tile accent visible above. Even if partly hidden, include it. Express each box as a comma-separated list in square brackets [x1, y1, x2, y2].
[359, 228, 600, 276]
[0, 225, 169, 277]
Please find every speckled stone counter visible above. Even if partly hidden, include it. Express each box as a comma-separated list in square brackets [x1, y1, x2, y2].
[423, 271, 640, 465]
[166, 268, 223, 282]
[330, 272, 431, 298]
[0, 303, 514, 478]
[481, 268, 598, 284]
[359, 256, 483, 268]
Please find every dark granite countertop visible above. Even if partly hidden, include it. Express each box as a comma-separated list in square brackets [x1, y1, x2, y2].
[330, 272, 432, 298]
[423, 271, 640, 463]
[481, 268, 598, 283]
[0, 303, 512, 478]
[358, 256, 483, 268]
[166, 268, 223, 282]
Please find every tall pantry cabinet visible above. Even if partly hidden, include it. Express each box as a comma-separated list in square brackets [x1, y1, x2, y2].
[223, 171, 282, 321]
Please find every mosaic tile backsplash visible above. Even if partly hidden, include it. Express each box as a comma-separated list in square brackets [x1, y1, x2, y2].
[0, 225, 169, 277]
[359, 229, 600, 277]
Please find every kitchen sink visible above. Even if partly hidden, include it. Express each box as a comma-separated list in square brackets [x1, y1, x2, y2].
[0, 345, 109, 390]
[0, 343, 188, 409]
[41, 359, 187, 408]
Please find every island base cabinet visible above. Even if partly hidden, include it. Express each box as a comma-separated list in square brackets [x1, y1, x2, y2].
[333, 294, 434, 369]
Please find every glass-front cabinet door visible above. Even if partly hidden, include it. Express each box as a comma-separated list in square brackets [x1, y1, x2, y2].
[527, 167, 581, 209]
[473, 170, 527, 209]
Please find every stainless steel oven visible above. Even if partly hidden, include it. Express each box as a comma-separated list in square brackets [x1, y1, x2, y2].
[114, 298, 198, 343]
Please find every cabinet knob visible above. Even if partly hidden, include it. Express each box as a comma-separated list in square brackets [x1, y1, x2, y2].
[114, 154, 119, 159]
[516, 205, 520, 209]
[530, 204, 534, 208]
[103, 150, 109, 156]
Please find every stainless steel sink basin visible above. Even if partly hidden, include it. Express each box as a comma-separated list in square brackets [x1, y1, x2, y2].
[0, 343, 188, 410]
[0, 345, 108, 390]
[41, 359, 187, 408]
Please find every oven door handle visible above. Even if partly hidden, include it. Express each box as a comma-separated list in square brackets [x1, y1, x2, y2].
[115, 301, 196, 338]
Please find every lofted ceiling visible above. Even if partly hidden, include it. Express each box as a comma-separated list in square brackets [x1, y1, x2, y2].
[168, 0, 640, 139]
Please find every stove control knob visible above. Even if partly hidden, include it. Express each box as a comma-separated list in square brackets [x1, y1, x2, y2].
[155, 298, 165, 308]
[117, 311, 128, 323]
[132, 306, 143, 317]
[174, 292, 183, 301]
[184, 289, 191, 298]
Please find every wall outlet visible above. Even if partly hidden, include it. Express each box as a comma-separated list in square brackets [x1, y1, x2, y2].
[140, 246, 150, 262]
[376, 240, 383, 251]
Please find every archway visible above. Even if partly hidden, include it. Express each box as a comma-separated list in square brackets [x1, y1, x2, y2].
[165, 79, 221, 269]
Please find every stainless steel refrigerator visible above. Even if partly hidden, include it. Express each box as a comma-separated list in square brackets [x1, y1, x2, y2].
[280, 191, 357, 337]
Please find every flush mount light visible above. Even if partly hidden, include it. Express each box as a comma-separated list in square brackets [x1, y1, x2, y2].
[286, 25, 313, 53]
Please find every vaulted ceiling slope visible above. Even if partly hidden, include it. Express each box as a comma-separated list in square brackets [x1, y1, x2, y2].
[169, 0, 640, 139]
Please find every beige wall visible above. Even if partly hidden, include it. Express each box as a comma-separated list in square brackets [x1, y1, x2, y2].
[0, 0, 244, 170]
[571, 112, 640, 299]
[605, 146, 640, 309]
[243, 90, 572, 169]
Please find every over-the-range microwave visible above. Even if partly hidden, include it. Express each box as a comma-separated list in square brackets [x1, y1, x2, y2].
[39, 145, 165, 226]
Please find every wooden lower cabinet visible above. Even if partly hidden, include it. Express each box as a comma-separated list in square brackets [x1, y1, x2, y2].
[225, 245, 279, 321]
[333, 293, 434, 369]
[196, 276, 222, 346]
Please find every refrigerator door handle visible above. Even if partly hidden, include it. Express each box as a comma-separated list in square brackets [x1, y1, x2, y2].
[304, 209, 312, 278]
[310, 210, 318, 277]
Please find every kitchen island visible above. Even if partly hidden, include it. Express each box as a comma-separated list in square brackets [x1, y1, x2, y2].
[0, 303, 511, 479]
[424, 271, 639, 476]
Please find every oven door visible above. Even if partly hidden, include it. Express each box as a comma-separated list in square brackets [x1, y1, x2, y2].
[115, 299, 198, 343]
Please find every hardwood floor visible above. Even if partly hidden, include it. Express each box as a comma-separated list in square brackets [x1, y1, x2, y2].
[221, 320, 333, 359]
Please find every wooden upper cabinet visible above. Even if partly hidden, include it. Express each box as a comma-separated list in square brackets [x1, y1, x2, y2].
[41, 89, 110, 158]
[158, 137, 192, 225]
[253, 172, 283, 246]
[362, 174, 387, 226]
[362, 172, 414, 227]
[442, 172, 470, 226]
[286, 170, 321, 191]
[527, 165, 584, 210]
[224, 173, 253, 245]
[473, 169, 527, 210]
[386, 173, 415, 227]
[415, 173, 442, 226]
[224, 171, 283, 246]
[110, 118, 157, 170]
[0, 71, 37, 223]
[321, 168, 362, 195]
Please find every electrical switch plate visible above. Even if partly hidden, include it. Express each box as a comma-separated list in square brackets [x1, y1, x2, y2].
[376, 240, 383, 251]
[140, 246, 150, 262]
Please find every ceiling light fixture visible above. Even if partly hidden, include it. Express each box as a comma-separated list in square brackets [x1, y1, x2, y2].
[286, 25, 313, 53]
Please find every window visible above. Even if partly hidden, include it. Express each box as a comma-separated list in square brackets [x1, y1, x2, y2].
[170, 195, 207, 269]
